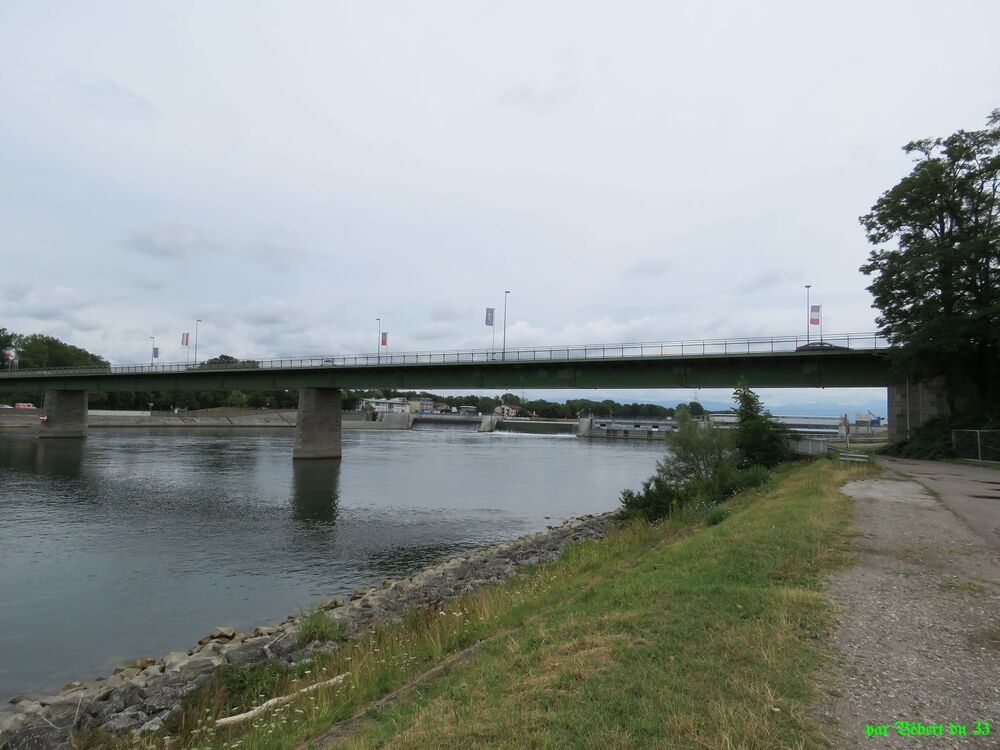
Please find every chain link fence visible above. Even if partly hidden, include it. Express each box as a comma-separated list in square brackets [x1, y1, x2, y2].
[951, 430, 1000, 462]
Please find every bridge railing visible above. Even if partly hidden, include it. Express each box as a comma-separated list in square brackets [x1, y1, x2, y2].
[0, 332, 889, 378]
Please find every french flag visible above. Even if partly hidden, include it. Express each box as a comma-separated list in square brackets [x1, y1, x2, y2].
[181, 332, 190, 346]
[810, 305, 821, 326]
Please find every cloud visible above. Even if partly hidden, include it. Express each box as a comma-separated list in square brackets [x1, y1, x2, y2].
[59, 74, 156, 119]
[0, 285, 101, 332]
[122, 224, 216, 259]
[622, 259, 670, 277]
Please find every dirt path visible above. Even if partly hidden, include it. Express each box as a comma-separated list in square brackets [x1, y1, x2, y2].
[879, 457, 1000, 550]
[821, 470, 1000, 747]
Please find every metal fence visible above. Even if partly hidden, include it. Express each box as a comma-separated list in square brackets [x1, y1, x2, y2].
[0, 331, 888, 379]
[951, 430, 1000, 463]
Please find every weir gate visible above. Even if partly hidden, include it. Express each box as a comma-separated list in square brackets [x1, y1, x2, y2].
[0, 333, 939, 456]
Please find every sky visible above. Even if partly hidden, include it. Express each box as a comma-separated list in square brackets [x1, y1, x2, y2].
[2, 1, 998, 415]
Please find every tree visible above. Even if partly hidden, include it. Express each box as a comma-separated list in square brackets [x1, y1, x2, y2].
[14, 334, 108, 369]
[732, 378, 789, 468]
[860, 110, 1000, 413]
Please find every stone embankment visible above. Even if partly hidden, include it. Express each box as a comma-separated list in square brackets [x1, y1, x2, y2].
[0, 512, 618, 750]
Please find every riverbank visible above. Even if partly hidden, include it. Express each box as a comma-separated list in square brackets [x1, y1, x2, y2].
[4, 458, 876, 750]
[0, 514, 618, 748]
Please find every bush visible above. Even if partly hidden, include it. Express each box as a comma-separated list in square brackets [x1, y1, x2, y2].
[703, 506, 730, 526]
[619, 387, 778, 523]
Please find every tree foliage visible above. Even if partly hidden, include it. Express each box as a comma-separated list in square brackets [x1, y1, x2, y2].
[12, 334, 108, 369]
[732, 378, 790, 468]
[860, 109, 1000, 412]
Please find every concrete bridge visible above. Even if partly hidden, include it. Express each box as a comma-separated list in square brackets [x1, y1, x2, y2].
[0, 333, 944, 456]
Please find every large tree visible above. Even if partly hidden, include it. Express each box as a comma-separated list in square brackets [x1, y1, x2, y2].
[860, 110, 1000, 412]
[13, 333, 108, 369]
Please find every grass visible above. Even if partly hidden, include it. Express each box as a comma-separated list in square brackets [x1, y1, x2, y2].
[298, 611, 345, 648]
[70, 459, 874, 750]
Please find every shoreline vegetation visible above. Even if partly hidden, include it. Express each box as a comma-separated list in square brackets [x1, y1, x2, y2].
[1, 457, 875, 750]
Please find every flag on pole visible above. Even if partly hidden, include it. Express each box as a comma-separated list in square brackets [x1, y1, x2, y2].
[381, 332, 387, 347]
[181, 332, 190, 346]
[810, 305, 821, 326]
[152, 347, 160, 359]
[485, 307, 495, 326]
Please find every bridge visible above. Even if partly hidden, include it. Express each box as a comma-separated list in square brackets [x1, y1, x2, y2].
[0, 332, 944, 455]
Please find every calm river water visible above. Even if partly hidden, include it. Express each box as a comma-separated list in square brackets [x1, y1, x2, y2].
[0, 428, 664, 701]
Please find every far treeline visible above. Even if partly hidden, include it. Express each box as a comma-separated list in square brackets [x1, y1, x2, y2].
[0, 336, 702, 418]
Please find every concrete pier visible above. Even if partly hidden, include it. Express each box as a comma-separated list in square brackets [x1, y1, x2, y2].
[887, 378, 950, 444]
[293, 387, 342, 459]
[39, 389, 88, 438]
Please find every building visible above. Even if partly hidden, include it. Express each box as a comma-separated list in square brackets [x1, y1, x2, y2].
[708, 413, 843, 438]
[358, 397, 410, 414]
[493, 404, 522, 418]
[408, 398, 435, 414]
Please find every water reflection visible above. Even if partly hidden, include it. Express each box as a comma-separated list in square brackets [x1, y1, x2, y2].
[35, 438, 85, 478]
[291, 459, 341, 524]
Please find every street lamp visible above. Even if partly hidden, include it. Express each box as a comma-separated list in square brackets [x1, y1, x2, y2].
[149, 336, 155, 366]
[194, 319, 202, 364]
[804, 285, 812, 344]
[376, 317, 381, 364]
[502, 290, 510, 361]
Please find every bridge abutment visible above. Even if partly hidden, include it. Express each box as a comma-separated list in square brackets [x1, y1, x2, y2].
[887, 377, 950, 444]
[40, 389, 88, 438]
[293, 387, 342, 459]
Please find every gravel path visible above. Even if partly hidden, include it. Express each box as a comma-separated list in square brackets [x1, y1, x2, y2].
[821, 472, 1000, 747]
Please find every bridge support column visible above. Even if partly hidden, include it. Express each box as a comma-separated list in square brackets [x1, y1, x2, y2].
[887, 377, 950, 444]
[293, 387, 342, 459]
[40, 389, 88, 438]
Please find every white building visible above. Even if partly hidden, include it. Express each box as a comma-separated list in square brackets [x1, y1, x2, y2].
[358, 397, 410, 414]
[708, 413, 844, 438]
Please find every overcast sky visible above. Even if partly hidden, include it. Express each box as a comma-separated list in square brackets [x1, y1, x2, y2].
[2, 2, 998, 412]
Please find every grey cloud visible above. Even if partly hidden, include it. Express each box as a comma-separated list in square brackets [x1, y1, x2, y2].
[60, 74, 156, 119]
[502, 69, 578, 114]
[623, 259, 669, 277]
[429, 304, 468, 323]
[122, 224, 216, 259]
[734, 270, 794, 294]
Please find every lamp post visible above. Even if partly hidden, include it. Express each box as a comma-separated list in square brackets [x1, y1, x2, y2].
[804, 285, 812, 344]
[149, 336, 155, 366]
[376, 317, 381, 364]
[502, 290, 510, 361]
[194, 319, 201, 364]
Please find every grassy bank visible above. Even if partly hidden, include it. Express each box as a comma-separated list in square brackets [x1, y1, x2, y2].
[74, 458, 872, 750]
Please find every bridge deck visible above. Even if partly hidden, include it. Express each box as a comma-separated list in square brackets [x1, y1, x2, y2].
[0, 334, 892, 392]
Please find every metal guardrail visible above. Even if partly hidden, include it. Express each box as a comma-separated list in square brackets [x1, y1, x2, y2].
[0, 332, 889, 379]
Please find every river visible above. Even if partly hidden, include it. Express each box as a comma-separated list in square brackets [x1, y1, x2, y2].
[0, 428, 664, 702]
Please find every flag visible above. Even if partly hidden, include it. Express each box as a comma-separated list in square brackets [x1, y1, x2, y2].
[381, 332, 387, 347]
[485, 307, 495, 326]
[181, 332, 190, 346]
[810, 305, 821, 325]
[152, 347, 160, 359]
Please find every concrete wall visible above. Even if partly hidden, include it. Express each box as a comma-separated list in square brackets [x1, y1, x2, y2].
[887, 377, 950, 443]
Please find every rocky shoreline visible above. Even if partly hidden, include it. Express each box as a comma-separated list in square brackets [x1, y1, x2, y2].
[0, 512, 619, 749]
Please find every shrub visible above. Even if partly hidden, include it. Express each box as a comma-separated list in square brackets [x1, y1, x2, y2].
[703, 506, 730, 526]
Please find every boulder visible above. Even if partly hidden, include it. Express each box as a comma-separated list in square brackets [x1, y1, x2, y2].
[209, 626, 236, 640]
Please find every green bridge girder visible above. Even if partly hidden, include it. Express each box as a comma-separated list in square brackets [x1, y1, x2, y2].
[0, 350, 892, 393]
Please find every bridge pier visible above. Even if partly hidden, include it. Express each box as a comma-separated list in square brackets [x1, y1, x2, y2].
[40, 389, 88, 438]
[293, 387, 342, 459]
[887, 378, 950, 443]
